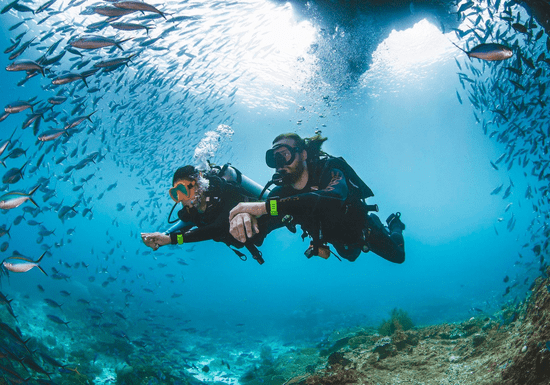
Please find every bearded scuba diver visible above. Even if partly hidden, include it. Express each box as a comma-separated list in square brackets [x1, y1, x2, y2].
[141, 163, 268, 264]
[228, 133, 406, 263]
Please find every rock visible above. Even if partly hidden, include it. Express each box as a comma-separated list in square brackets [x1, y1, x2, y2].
[348, 335, 369, 349]
[393, 330, 419, 351]
[472, 333, 486, 348]
[327, 351, 351, 367]
[482, 321, 495, 331]
[319, 337, 351, 357]
[449, 355, 461, 363]
[372, 337, 396, 359]
[115, 364, 133, 377]
[462, 319, 482, 336]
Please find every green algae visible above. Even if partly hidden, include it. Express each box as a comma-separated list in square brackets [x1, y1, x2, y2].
[378, 308, 414, 336]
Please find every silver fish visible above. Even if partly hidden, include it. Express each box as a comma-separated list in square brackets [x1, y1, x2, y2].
[64, 111, 96, 130]
[0, 185, 39, 209]
[93, 6, 137, 17]
[6, 59, 45, 76]
[452, 42, 513, 61]
[113, 1, 165, 18]
[52, 69, 98, 87]
[4, 100, 35, 114]
[69, 35, 131, 51]
[47, 96, 67, 105]
[2, 251, 48, 275]
[110, 22, 151, 34]
[38, 129, 67, 142]
[2, 161, 28, 184]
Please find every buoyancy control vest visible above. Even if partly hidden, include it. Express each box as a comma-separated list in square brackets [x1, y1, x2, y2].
[164, 163, 267, 264]
[288, 154, 378, 259]
[310, 155, 374, 201]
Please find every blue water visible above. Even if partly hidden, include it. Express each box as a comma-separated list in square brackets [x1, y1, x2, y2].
[0, 0, 546, 383]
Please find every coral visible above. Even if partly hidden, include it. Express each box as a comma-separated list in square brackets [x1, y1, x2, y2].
[372, 336, 396, 359]
[377, 308, 414, 336]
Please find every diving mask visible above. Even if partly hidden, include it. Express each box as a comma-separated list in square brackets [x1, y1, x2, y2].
[265, 144, 302, 169]
[169, 181, 195, 202]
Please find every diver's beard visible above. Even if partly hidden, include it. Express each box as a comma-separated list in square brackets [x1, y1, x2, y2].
[189, 175, 209, 209]
[286, 170, 301, 184]
[285, 162, 306, 184]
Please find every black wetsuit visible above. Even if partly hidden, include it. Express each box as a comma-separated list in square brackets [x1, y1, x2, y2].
[264, 158, 405, 263]
[168, 175, 256, 250]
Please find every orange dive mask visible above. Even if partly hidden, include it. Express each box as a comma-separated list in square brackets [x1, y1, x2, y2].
[169, 181, 194, 202]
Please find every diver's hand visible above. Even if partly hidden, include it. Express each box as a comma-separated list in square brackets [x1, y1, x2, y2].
[141, 232, 170, 251]
[230, 213, 259, 244]
[229, 202, 267, 221]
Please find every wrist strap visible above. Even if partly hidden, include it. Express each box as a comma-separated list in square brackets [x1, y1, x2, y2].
[269, 199, 278, 216]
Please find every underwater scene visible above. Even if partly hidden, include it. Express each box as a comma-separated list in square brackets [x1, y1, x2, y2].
[0, 0, 550, 384]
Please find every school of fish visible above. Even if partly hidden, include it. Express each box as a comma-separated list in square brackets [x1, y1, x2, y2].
[452, 0, 550, 300]
[0, 0, 549, 382]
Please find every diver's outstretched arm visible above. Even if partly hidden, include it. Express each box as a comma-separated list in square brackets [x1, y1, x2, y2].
[141, 232, 171, 251]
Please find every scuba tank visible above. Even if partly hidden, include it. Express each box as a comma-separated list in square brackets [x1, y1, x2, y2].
[164, 163, 268, 235]
[210, 163, 268, 200]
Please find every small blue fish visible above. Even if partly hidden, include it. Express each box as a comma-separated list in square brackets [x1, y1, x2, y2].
[47, 314, 70, 328]
[546, 341, 550, 352]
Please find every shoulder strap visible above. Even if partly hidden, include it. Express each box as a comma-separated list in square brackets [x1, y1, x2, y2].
[314, 155, 374, 199]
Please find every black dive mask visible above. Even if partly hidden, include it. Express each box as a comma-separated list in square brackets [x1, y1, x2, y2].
[265, 144, 302, 169]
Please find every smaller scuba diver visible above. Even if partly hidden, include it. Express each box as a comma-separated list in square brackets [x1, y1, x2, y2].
[141, 165, 266, 264]
[228, 133, 406, 263]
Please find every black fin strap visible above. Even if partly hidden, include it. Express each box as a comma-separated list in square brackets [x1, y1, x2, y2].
[229, 247, 247, 261]
[329, 248, 342, 262]
[245, 243, 265, 265]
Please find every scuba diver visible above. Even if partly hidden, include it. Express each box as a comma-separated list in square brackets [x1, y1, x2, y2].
[141, 164, 266, 264]
[228, 133, 405, 263]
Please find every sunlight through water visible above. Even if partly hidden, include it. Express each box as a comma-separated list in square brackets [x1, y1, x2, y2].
[364, 19, 455, 92]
